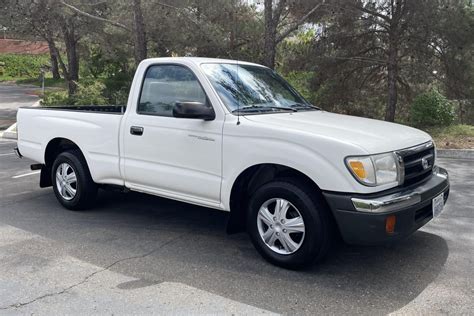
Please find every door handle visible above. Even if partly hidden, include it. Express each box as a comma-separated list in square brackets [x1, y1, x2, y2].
[130, 126, 144, 136]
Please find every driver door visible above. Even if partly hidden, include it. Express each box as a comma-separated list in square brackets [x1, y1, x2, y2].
[121, 64, 223, 208]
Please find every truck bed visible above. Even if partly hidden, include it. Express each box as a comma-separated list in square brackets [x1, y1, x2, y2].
[17, 106, 125, 186]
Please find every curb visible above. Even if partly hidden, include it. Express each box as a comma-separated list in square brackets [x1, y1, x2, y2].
[437, 149, 474, 160]
[2, 123, 17, 140]
[2, 123, 18, 139]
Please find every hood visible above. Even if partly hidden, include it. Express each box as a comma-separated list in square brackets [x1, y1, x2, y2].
[244, 111, 431, 154]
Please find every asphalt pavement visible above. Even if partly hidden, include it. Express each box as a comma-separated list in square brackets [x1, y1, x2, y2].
[0, 84, 39, 130]
[0, 138, 473, 315]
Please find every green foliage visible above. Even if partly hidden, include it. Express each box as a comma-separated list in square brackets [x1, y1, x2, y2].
[424, 124, 474, 149]
[42, 90, 71, 106]
[42, 81, 107, 106]
[73, 81, 108, 105]
[425, 124, 474, 138]
[0, 54, 50, 79]
[109, 88, 129, 105]
[16, 77, 67, 88]
[101, 73, 133, 105]
[283, 71, 314, 101]
[410, 89, 456, 127]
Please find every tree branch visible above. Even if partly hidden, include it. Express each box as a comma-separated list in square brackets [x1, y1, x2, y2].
[274, 0, 287, 24]
[154, 2, 223, 47]
[60, 1, 131, 31]
[352, 3, 391, 23]
[276, 2, 324, 44]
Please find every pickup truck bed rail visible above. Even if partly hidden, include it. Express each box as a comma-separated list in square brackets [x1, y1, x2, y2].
[21, 105, 126, 114]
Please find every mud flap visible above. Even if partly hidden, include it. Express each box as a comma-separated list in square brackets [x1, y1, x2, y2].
[40, 166, 52, 188]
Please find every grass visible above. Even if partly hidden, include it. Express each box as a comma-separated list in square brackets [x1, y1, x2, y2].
[0, 76, 67, 89]
[15, 77, 67, 88]
[424, 124, 474, 149]
[0, 76, 68, 96]
[0, 75, 24, 82]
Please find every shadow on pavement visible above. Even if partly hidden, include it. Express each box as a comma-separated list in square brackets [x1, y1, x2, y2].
[2, 189, 449, 314]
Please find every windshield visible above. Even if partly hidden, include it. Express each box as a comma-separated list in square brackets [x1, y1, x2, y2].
[201, 63, 314, 114]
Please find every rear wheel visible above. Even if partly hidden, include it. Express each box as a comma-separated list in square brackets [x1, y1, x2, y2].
[51, 150, 97, 210]
[247, 178, 332, 269]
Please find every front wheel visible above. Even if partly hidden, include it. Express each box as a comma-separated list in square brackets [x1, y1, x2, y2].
[247, 179, 333, 269]
[51, 150, 98, 210]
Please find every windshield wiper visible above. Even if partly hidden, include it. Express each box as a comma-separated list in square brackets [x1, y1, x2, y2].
[232, 105, 297, 113]
[288, 103, 321, 110]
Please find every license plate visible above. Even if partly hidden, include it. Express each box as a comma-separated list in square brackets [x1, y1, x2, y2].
[432, 193, 445, 218]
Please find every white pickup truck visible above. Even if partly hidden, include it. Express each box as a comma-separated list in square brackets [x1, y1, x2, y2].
[16, 57, 450, 269]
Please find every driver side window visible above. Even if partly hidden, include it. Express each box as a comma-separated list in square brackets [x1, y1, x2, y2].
[138, 65, 207, 117]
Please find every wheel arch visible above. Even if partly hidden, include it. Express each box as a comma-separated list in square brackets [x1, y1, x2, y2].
[226, 163, 333, 234]
[41, 138, 86, 188]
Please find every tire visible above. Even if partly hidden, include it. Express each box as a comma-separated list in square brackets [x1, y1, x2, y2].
[51, 150, 98, 210]
[247, 178, 333, 269]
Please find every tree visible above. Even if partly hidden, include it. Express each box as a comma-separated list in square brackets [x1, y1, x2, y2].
[345, 0, 425, 121]
[5, 0, 108, 95]
[132, 0, 147, 63]
[4, 0, 62, 79]
[285, 0, 461, 122]
[262, 0, 324, 68]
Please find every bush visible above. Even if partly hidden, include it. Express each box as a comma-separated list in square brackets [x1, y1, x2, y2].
[283, 71, 314, 101]
[42, 81, 107, 106]
[41, 91, 70, 106]
[74, 81, 107, 105]
[101, 73, 133, 105]
[410, 89, 455, 127]
[0, 54, 50, 79]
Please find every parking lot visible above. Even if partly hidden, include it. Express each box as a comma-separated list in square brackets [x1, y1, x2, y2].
[0, 85, 38, 130]
[0, 138, 473, 314]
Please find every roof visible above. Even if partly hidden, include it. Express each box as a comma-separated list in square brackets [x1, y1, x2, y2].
[142, 57, 267, 68]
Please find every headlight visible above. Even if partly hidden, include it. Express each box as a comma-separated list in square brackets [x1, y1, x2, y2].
[346, 152, 401, 186]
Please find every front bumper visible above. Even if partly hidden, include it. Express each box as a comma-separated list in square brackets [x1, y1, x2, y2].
[323, 167, 449, 245]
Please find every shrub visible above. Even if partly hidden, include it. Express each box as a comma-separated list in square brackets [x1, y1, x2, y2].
[283, 71, 314, 101]
[74, 81, 107, 105]
[410, 89, 455, 127]
[42, 81, 107, 106]
[41, 91, 70, 106]
[110, 88, 130, 105]
[101, 73, 133, 105]
[0, 54, 50, 79]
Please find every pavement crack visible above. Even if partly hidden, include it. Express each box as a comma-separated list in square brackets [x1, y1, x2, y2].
[0, 233, 185, 310]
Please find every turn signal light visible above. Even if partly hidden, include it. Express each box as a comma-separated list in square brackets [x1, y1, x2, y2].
[349, 161, 366, 179]
[386, 215, 396, 234]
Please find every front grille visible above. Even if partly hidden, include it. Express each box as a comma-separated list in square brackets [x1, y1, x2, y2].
[397, 142, 435, 187]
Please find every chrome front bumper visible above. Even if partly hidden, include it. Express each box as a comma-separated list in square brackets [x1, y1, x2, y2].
[351, 166, 448, 213]
[322, 166, 450, 245]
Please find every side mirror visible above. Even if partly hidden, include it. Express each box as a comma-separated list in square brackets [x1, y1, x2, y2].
[173, 101, 215, 121]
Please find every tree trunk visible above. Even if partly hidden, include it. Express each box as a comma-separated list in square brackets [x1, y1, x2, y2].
[62, 23, 79, 96]
[46, 39, 61, 80]
[263, 31, 277, 69]
[263, 0, 277, 69]
[385, 37, 398, 122]
[132, 0, 147, 65]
